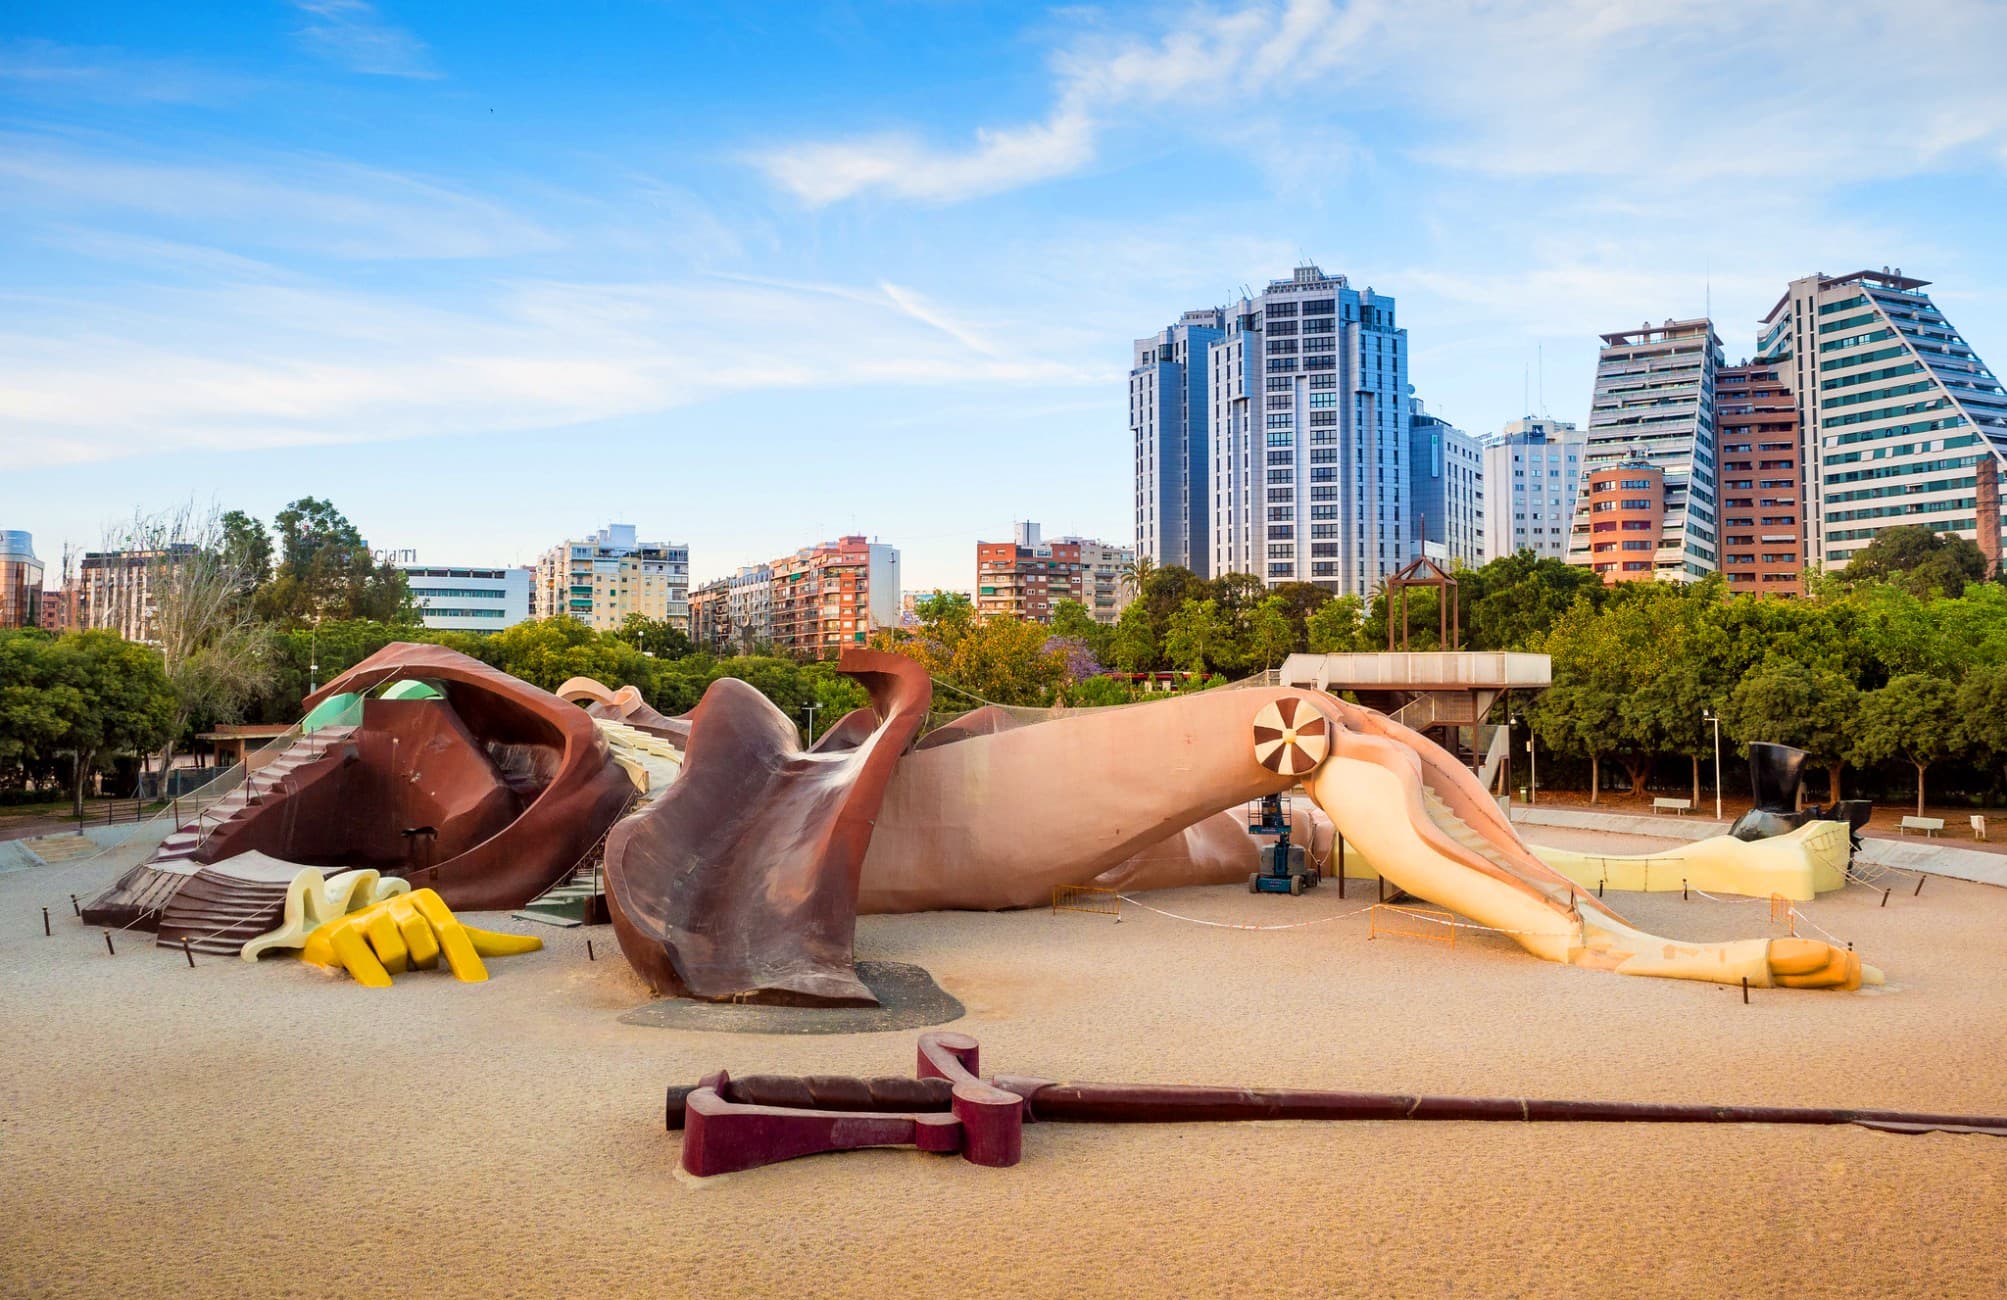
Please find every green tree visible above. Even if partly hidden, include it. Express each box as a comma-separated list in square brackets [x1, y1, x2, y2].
[1304, 595, 1363, 653]
[1048, 598, 1112, 663]
[1163, 598, 1234, 676]
[46, 631, 176, 816]
[1118, 554, 1156, 598]
[1855, 673, 1962, 816]
[1244, 595, 1295, 670]
[0, 630, 69, 793]
[1107, 600, 1157, 673]
[1462, 551, 1606, 650]
[1956, 662, 2007, 800]
[1840, 524, 1990, 597]
[614, 613, 693, 660]
[1724, 661, 1860, 802]
[258, 497, 414, 625]
[218, 509, 273, 597]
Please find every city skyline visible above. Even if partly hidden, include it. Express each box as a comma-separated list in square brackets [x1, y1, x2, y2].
[7, 2, 2007, 589]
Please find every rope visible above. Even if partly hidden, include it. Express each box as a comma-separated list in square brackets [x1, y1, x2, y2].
[1114, 895, 1377, 932]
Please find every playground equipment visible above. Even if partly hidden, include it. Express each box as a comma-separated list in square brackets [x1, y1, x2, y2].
[665, 1032, 2007, 1176]
[298, 887, 543, 987]
[1530, 819, 1851, 902]
[82, 643, 635, 941]
[596, 651, 1873, 1004]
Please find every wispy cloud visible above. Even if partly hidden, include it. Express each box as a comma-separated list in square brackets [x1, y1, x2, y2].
[754, 0, 2007, 206]
[0, 271, 1101, 469]
[290, 0, 437, 79]
[0, 135, 551, 259]
[0, 38, 256, 103]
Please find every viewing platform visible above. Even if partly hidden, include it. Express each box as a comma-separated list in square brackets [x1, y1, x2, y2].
[1278, 651, 1552, 731]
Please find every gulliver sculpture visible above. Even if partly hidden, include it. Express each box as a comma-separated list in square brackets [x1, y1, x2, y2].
[600, 650, 1872, 1004]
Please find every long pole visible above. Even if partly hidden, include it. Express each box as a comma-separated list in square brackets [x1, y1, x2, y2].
[666, 1073, 2007, 1139]
[1529, 731, 1537, 806]
[1711, 713, 1723, 820]
[804, 702, 820, 745]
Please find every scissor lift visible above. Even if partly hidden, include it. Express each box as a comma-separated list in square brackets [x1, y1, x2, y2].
[1247, 792, 1319, 895]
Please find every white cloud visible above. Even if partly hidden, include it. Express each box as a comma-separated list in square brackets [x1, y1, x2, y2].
[0, 136, 552, 259]
[754, 0, 2007, 205]
[0, 272, 1102, 470]
[290, 0, 437, 79]
[0, 38, 257, 103]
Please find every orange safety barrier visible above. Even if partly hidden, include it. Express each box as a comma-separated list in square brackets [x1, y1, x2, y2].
[1368, 903, 1457, 949]
[1052, 884, 1122, 919]
[1770, 893, 1797, 935]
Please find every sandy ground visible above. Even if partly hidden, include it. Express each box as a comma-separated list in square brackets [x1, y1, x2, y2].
[4, 839, 2005, 1299]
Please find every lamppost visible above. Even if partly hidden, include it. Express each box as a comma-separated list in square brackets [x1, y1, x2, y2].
[804, 701, 821, 746]
[308, 620, 319, 695]
[1702, 707, 1723, 820]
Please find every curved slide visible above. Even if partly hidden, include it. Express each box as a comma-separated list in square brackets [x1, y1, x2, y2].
[1303, 696, 1873, 990]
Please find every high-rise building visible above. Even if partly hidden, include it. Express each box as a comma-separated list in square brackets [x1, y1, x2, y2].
[1715, 361, 1805, 595]
[1568, 319, 1723, 582]
[0, 531, 43, 629]
[1759, 269, 2007, 568]
[531, 524, 689, 631]
[76, 543, 197, 643]
[770, 536, 899, 659]
[975, 522, 1083, 623]
[1482, 417, 1586, 562]
[1407, 400, 1484, 567]
[1204, 264, 1412, 594]
[1131, 309, 1225, 576]
[394, 559, 531, 631]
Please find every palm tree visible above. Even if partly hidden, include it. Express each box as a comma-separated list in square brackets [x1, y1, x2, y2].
[1120, 554, 1156, 597]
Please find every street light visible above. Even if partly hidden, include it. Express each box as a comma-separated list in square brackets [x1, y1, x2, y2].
[1702, 707, 1723, 821]
[804, 701, 821, 746]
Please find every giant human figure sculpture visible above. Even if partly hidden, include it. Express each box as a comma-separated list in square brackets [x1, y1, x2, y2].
[603, 651, 1869, 1005]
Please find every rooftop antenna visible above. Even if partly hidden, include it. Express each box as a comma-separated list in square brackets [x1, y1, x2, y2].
[1523, 362, 1530, 418]
[1538, 343, 1545, 417]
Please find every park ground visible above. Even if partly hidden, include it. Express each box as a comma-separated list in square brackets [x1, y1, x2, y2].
[3, 831, 2005, 1298]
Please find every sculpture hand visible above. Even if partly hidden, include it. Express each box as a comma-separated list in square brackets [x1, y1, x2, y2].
[299, 888, 542, 988]
[1769, 937, 1877, 990]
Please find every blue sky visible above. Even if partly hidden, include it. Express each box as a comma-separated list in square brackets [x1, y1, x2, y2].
[6, 1, 2007, 590]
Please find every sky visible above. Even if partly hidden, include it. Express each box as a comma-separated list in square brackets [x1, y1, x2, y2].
[5, 0, 2007, 591]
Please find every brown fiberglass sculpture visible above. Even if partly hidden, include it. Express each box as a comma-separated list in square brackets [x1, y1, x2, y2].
[83, 643, 635, 939]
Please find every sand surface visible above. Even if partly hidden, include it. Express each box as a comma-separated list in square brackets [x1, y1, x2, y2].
[4, 842, 2005, 1299]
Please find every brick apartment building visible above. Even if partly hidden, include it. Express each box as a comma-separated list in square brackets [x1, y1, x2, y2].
[1715, 360, 1805, 595]
[975, 523, 1085, 622]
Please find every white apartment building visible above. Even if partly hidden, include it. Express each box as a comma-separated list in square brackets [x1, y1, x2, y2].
[1483, 417, 1586, 562]
[395, 560, 531, 632]
[1760, 268, 2007, 568]
[532, 523, 690, 631]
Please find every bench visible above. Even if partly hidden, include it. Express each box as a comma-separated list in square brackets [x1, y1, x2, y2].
[1652, 797, 1693, 815]
[1901, 816, 1945, 837]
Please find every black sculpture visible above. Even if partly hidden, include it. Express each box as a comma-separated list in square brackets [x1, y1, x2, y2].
[1729, 741, 1870, 853]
